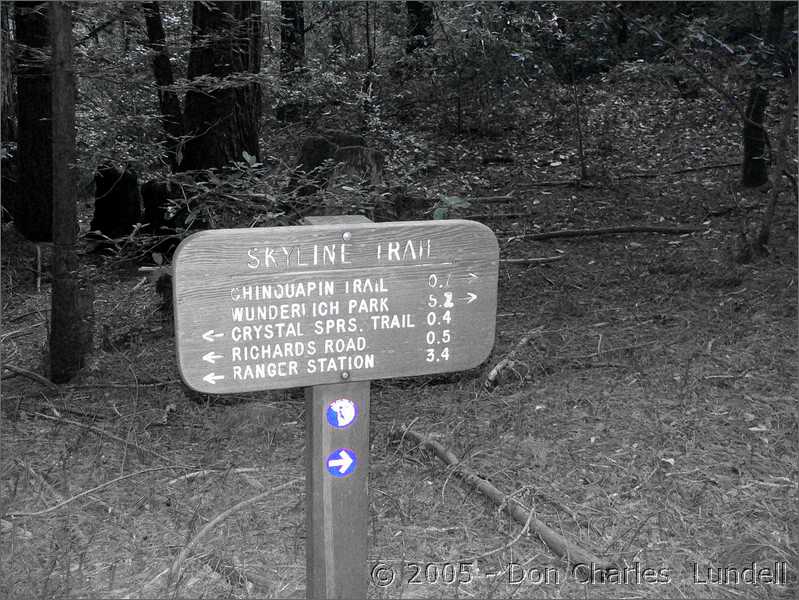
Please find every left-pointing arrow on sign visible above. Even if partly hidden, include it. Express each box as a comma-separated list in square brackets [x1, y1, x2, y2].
[202, 352, 223, 364]
[202, 330, 224, 342]
[203, 373, 225, 384]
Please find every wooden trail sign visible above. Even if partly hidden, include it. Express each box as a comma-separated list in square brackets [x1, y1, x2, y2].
[173, 217, 498, 599]
[173, 220, 499, 394]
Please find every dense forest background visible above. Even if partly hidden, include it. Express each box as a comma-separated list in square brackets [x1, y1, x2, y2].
[1, 2, 797, 599]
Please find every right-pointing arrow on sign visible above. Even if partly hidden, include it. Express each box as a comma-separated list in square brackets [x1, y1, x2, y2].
[203, 373, 225, 384]
[463, 292, 478, 304]
[202, 351, 224, 364]
[327, 449, 354, 474]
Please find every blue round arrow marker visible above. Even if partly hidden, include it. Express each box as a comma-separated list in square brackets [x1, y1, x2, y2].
[326, 398, 358, 429]
[326, 448, 356, 478]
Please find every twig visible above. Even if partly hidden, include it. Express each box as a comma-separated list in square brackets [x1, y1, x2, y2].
[484, 326, 544, 389]
[500, 256, 565, 265]
[508, 224, 704, 242]
[167, 478, 304, 597]
[1, 364, 60, 390]
[464, 212, 529, 220]
[6, 465, 195, 518]
[167, 467, 262, 486]
[564, 340, 658, 362]
[25, 411, 171, 462]
[64, 380, 181, 389]
[616, 162, 741, 179]
[394, 427, 616, 571]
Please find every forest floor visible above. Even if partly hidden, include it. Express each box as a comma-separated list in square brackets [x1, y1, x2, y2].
[1, 71, 797, 599]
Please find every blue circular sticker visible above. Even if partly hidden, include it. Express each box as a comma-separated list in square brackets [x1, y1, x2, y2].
[326, 448, 357, 478]
[326, 398, 358, 429]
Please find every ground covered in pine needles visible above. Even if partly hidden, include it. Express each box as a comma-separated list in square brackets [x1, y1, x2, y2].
[2, 70, 797, 599]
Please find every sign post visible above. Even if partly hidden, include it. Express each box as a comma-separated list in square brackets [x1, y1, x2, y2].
[172, 216, 499, 598]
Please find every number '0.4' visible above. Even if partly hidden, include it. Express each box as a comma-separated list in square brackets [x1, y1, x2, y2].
[426, 311, 452, 326]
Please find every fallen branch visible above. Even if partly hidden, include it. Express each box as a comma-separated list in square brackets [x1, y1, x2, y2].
[199, 552, 271, 593]
[1, 364, 60, 390]
[167, 467, 262, 486]
[484, 326, 544, 389]
[26, 411, 171, 463]
[167, 478, 304, 596]
[509, 224, 704, 242]
[616, 162, 741, 179]
[500, 255, 565, 266]
[394, 427, 616, 571]
[6, 465, 194, 518]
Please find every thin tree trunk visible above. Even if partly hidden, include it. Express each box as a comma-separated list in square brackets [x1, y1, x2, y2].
[741, 1, 787, 187]
[142, 1, 184, 171]
[757, 70, 797, 249]
[14, 1, 52, 241]
[280, 1, 304, 75]
[180, 1, 262, 171]
[49, 0, 93, 383]
[277, 1, 305, 121]
[1, 2, 15, 141]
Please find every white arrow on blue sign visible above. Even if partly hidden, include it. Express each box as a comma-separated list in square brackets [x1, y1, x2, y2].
[326, 448, 356, 478]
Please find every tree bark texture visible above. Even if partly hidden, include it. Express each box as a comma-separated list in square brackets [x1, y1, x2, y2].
[180, 1, 262, 171]
[1, 2, 15, 141]
[741, 1, 787, 187]
[405, 1, 434, 54]
[49, 0, 93, 383]
[280, 1, 304, 75]
[277, 1, 305, 121]
[142, 1, 184, 171]
[14, 1, 53, 241]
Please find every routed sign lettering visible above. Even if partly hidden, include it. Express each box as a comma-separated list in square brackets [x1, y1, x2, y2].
[173, 220, 498, 393]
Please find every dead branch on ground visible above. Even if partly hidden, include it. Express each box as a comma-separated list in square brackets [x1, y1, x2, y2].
[25, 410, 172, 462]
[484, 326, 544, 388]
[508, 224, 704, 242]
[166, 478, 304, 596]
[500, 256, 565, 266]
[2, 364, 60, 390]
[6, 465, 194, 518]
[394, 427, 616, 571]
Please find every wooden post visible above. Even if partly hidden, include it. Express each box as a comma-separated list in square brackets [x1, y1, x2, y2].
[305, 381, 370, 599]
[303, 215, 371, 599]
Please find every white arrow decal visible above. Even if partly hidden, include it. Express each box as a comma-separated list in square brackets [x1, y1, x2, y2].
[202, 351, 224, 364]
[463, 292, 478, 304]
[327, 450, 354, 474]
[467, 272, 478, 282]
[202, 330, 224, 342]
[203, 373, 225, 384]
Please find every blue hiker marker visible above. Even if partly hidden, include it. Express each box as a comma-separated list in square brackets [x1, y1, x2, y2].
[326, 398, 358, 428]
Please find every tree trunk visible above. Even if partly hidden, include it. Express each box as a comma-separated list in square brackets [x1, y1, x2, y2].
[1, 2, 15, 141]
[329, 1, 350, 54]
[180, 1, 262, 171]
[142, 1, 184, 171]
[49, 0, 93, 383]
[280, 1, 305, 74]
[405, 1, 434, 54]
[14, 1, 52, 241]
[277, 1, 305, 121]
[741, 1, 787, 187]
